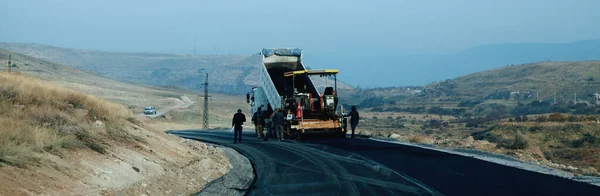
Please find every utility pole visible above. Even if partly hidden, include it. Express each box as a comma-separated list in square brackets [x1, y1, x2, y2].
[194, 38, 197, 55]
[536, 92, 539, 102]
[574, 92, 577, 104]
[202, 73, 209, 129]
[7, 54, 11, 73]
[554, 92, 557, 104]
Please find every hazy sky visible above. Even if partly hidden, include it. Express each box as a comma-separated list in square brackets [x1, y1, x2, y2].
[1, 0, 599, 86]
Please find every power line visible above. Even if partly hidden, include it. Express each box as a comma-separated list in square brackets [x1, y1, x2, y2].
[7, 54, 11, 73]
[202, 73, 209, 129]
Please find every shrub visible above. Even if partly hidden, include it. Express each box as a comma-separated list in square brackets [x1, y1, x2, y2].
[528, 126, 542, 132]
[551, 149, 584, 161]
[571, 133, 598, 148]
[500, 134, 529, 150]
[515, 116, 522, 122]
[536, 115, 548, 122]
[548, 113, 565, 122]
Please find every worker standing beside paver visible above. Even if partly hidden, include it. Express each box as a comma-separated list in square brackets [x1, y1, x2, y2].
[272, 108, 285, 141]
[348, 106, 360, 139]
[264, 104, 274, 140]
[252, 107, 266, 140]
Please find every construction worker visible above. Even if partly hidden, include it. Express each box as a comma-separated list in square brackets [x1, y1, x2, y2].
[272, 108, 285, 141]
[264, 104, 274, 139]
[252, 107, 265, 139]
[252, 106, 261, 137]
[232, 109, 246, 144]
[348, 106, 360, 138]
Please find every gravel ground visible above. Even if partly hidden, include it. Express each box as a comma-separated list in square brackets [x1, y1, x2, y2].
[196, 146, 255, 196]
[371, 137, 600, 187]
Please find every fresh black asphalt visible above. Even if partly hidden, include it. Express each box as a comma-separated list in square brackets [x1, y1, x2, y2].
[167, 130, 600, 196]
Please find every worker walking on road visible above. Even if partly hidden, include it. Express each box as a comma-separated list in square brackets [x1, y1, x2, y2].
[252, 107, 266, 140]
[272, 108, 285, 141]
[232, 109, 246, 144]
[348, 106, 360, 138]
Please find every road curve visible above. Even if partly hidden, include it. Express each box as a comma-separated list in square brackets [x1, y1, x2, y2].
[139, 95, 194, 118]
[168, 130, 600, 196]
[168, 130, 440, 196]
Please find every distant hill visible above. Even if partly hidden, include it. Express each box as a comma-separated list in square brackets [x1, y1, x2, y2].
[313, 39, 600, 87]
[340, 61, 600, 110]
[0, 47, 104, 83]
[423, 61, 600, 102]
[0, 48, 193, 108]
[0, 43, 352, 94]
[448, 40, 600, 77]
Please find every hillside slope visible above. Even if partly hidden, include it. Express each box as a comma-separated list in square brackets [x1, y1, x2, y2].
[1, 48, 268, 132]
[0, 49, 238, 194]
[338, 61, 600, 114]
[422, 61, 600, 102]
[0, 72, 231, 195]
[0, 43, 351, 94]
[0, 48, 202, 111]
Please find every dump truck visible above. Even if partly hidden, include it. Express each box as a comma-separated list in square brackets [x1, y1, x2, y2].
[248, 48, 347, 139]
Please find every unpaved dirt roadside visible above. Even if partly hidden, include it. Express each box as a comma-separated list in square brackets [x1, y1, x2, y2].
[99, 139, 232, 195]
[196, 147, 255, 196]
[0, 119, 233, 195]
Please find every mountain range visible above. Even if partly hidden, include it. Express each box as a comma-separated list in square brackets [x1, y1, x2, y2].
[1, 40, 599, 93]
[306, 39, 600, 87]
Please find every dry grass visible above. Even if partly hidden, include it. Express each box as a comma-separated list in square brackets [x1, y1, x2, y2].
[408, 135, 432, 144]
[0, 72, 132, 167]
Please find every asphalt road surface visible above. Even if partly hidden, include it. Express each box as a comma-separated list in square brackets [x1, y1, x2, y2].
[168, 130, 600, 196]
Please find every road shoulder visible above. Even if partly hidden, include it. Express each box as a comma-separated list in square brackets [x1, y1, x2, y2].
[196, 146, 255, 196]
[370, 137, 600, 187]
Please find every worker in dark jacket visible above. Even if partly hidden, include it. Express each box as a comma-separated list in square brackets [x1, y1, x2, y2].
[232, 109, 246, 143]
[272, 108, 285, 141]
[348, 106, 360, 138]
[252, 108, 266, 139]
[264, 104, 274, 139]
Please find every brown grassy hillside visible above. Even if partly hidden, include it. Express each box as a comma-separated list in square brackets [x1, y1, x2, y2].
[0, 53, 231, 195]
[0, 48, 200, 113]
[0, 43, 260, 94]
[0, 72, 132, 166]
